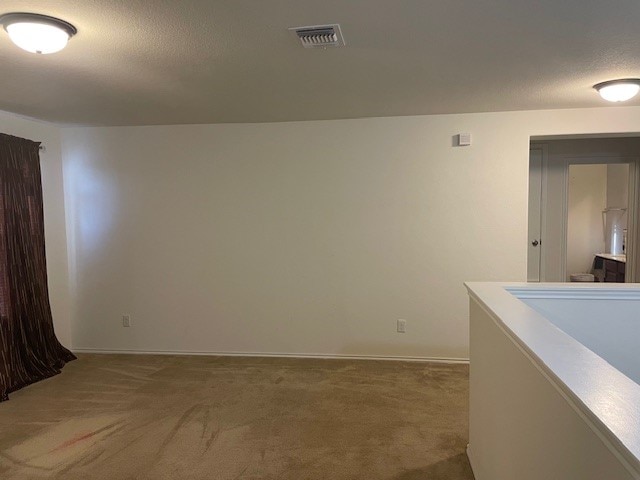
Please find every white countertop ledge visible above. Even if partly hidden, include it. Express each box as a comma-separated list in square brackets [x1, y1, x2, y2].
[596, 253, 627, 263]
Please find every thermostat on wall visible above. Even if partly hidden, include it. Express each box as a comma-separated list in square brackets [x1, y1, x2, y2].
[457, 133, 472, 146]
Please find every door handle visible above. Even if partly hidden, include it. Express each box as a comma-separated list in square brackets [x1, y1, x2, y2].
[531, 240, 539, 247]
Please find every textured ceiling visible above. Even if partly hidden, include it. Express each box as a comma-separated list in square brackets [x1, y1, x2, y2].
[1, 0, 640, 126]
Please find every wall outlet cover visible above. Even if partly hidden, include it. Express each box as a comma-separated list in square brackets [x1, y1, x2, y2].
[397, 319, 407, 333]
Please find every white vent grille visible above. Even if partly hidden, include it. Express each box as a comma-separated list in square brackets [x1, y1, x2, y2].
[289, 24, 345, 48]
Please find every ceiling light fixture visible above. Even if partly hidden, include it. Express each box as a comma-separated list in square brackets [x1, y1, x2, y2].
[0, 12, 76, 54]
[594, 79, 640, 103]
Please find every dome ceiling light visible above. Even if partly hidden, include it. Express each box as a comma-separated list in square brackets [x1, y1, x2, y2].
[594, 79, 640, 103]
[0, 12, 77, 54]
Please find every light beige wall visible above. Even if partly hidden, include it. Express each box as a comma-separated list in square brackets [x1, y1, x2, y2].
[0, 111, 71, 347]
[607, 164, 630, 210]
[61, 106, 640, 359]
[567, 164, 607, 277]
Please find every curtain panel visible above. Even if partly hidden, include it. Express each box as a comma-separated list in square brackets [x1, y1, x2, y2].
[0, 133, 75, 401]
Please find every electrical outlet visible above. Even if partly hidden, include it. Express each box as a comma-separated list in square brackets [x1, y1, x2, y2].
[397, 319, 406, 333]
[122, 315, 131, 327]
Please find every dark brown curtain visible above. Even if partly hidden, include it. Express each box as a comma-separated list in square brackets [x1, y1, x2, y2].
[0, 133, 75, 401]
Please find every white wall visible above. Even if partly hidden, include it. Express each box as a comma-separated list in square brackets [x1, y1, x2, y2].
[61, 107, 640, 359]
[0, 111, 71, 347]
[567, 164, 607, 277]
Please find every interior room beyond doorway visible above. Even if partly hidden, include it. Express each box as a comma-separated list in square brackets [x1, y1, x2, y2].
[528, 136, 640, 283]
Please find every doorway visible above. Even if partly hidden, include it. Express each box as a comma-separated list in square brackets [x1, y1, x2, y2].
[528, 136, 640, 283]
[567, 163, 629, 282]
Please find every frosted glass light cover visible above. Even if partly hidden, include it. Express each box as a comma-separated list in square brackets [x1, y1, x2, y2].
[6, 22, 70, 54]
[597, 82, 640, 102]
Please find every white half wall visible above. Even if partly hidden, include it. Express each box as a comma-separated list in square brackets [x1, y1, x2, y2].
[0, 111, 71, 347]
[61, 106, 640, 359]
[467, 289, 639, 480]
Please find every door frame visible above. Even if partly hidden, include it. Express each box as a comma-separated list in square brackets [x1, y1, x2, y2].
[527, 145, 546, 282]
[529, 143, 639, 282]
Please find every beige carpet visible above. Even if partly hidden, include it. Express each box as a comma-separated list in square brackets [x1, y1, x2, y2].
[0, 354, 473, 480]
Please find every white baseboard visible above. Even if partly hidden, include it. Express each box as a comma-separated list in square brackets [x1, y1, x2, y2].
[466, 444, 481, 480]
[71, 348, 469, 364]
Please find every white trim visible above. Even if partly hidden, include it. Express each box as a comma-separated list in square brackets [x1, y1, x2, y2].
[70, 348, 469, 364]
[466, 444, 484, 480]
[506, 284, 640, 300]
[531, 133, 640, 141]
[552, 153, 640, 162]
[560, 158, 569, 281]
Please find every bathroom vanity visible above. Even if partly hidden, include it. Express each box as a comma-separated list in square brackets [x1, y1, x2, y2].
[594, 253, 626, 282]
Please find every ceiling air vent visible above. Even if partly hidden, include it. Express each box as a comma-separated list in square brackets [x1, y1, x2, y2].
[289, 24, 345, 48]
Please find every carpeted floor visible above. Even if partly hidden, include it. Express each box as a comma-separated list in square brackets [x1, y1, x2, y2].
[0, 354, 473, 479]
